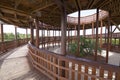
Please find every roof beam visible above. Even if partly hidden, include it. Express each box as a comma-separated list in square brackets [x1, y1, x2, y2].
[31, 0, 55, 13]
[96, 0, 111, 8]
[0, 4, 31, 17]
[15, 0, 23, 9]
[87, 0, 95, 9]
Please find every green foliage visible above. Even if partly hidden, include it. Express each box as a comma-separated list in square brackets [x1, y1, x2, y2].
[4, 33, 15, 41]
[3, 33, 30, 41]
[68, 36, 101, 57]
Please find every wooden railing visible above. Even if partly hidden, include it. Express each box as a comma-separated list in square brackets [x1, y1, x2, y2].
[28, 43, 120, 80]
[34, 36, 120, 53]
[0, 38, 29, 54]
[85, 32, 120, 38]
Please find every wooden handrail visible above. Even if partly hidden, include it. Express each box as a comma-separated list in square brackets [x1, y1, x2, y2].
[0, 38, 29, 54]
[28, 42, 120, 80]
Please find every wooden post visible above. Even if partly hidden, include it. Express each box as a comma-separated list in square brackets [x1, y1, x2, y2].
[59, 30, 60, 46]
[83, 24, 85, 37]
[110, 24, 113, 50]
[53, 29, 54, 48]
[26, 28, 28, 39]
[41, 23, 43, 49]
[106, 12, 111, 63]
[71, 27, 72, 44]
[68, 27, 70, 52]
[47, 28, 48, 49]
[105, 26, 107, 43]
[100, 20, 103, 48]
[61, 1, 67, 55]
[94, 8, 99, 61]
[76, 8, 80, 56]
[0, 24, 4, 42]
[92, 22, 94, 39]
[15, 26, 18, 46]
[30, 22, 34, 45]
[26, 28, 28, 41]
[35, 18, 39, 48]
[15, 26, 17, 40]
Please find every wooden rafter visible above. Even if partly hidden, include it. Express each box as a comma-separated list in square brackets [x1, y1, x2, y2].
[31, 0, 55, 13]
[0, 4, 30, 17]
[87, 0, 94, 9]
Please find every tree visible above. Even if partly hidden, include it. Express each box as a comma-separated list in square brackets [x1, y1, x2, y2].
[69, 36, 101, 57]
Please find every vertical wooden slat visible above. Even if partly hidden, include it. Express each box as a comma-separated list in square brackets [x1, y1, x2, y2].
[72, 63, 75, 80]
[65, 61, 69, 79]
[84, 65, 88, 80]
[69, 62, 72, 80]
[91, 67, 96, 80]
[108, 71, 113, 79]
[75, 64, 78, 80]
[100, 68, 104, 80]
[78, 64, 81, 80]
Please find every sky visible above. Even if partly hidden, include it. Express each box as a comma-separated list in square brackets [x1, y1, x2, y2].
[2, 9, 120, 35]
[68, 9, 97, 17]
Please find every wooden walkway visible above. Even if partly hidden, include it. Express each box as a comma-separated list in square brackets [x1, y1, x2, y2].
[0, 45, 50, 80]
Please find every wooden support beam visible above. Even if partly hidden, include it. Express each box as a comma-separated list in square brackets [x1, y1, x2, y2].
[94, 8, 99, 61]
[60, 0, 67, 55]
[75, 0, 80, 56]
[15, 26, 17, 40]
[83, 24, 85, 37]
[0, 24, 4, 42]
[87, 0, 95, 9]
[35, 18, 39, 48]
[92, 22, 94, 39]
[30, 22, 34, 44]
[26, 28, 28, 39]
[100, 20, 103, 48]
[0, 4, 30, 17]
[106, 13, 111, 63]
[32, 1, 55, 13]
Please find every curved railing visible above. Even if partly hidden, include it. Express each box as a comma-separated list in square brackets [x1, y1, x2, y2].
[67, 10, 108, 25]
[0, 38, 29, 54]
[28, 42, 120, 80]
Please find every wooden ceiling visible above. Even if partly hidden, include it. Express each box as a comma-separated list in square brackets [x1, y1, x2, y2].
[0, 0, 120, 29]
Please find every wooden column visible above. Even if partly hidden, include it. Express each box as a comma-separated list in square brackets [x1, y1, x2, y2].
[106, 12, 111, 63]
[76, 7, 80, 56]
[0, 24, 4, 42]
[35, 18, 39, 48]
[26, 28, 28, 38]
[94, 8, 99, 61]
[100, 20, 103, 48]
[59, 30, 60, 46]
[61, 2, 67, 55]
[105, 26, 107, 43]
[30, 22, 34, 44]
[110, 24, 113, 50]
[71, 27, 72, 44]
[68, 28, 70, 51]
[47, 28, 48, 49]
[53, 29, 54, 48]
[26, 28, 28, 42]
[43, 29, 45, 48]
[92, 22, 94, 39]
[41, 23, 43, 49]
[83, 24, 85, 37]
[15, 26, 17, 40]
